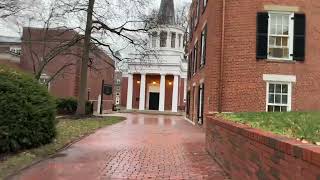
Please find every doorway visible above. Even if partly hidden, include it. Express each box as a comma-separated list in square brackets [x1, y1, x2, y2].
[149, 92, 160, 110]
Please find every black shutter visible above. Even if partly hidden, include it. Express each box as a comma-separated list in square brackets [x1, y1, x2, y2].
[256, 12, 269, 59]
[293, 14, 306, 61]
[200, 84, 204, 124]
[197, 85, 201, 121]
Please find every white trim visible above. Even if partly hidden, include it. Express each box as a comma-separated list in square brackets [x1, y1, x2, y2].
[263, 74, 296, 82]
[199, 78, 205, 84]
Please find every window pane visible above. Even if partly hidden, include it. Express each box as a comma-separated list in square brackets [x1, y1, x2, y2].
[282, 85, 288, 93]
[270, 26, 276, 34]
[271, 14, 277, 25]
[282, 37, 288, 46]
[276, 37, 282, 46]
[274, 106, 281, 112]
[276, 15, 282, 25]
[283, 26, 289, 35]
[269, 48, 286, 58]
[276, 84, 282, 93]
[281, 106, 288, 112]
[171, 32, 176, 48]
[269, 37, 276, 46]
[275, 95, 281, 103]
[282, 95, 288, 104]
[283, 48, 289, 58]
[269, 94, 275, 103]
[276, 25, 282, 35]
[269, 84, 275, 93]
[268, 106, 274, 112]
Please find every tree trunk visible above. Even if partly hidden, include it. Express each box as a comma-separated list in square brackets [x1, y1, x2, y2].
[76, 0, 95, 115]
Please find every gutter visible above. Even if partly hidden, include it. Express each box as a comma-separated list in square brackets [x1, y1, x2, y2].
[218, 0, 226, 113]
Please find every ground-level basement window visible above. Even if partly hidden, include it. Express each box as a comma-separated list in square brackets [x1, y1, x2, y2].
[267, 82, 291, 112]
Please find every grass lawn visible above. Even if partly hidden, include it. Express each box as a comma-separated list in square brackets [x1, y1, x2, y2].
[222, 112, 320, 144]
[0, 116, 124, 180]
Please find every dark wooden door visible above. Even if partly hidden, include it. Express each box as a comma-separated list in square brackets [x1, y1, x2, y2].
[149, 92, 160, 110]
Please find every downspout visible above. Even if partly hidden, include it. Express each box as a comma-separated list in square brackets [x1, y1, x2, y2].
[218, 0, 226, 113]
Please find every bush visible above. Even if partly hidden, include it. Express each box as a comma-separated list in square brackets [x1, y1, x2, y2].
[0, 66, 57, 153]
[56, 98, 93, 115]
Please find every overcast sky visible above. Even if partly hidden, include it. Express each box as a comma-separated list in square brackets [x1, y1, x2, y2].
[0, 0, 191, 37]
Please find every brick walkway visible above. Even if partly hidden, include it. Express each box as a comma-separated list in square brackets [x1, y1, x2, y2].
[11, 114, 229, 180]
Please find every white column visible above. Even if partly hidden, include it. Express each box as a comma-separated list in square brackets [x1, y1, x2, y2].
[159, 74, 166, 111]
[126, 73, 133, 110]
[172, 75, 179, 112]
[139, 73, 146, 110]
[166, 31, 170, 48]
[183, 78, 187, 101]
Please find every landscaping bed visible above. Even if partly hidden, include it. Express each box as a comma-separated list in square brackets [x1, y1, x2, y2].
[0, 116, 124, 179]
[222, 112, 320, 144]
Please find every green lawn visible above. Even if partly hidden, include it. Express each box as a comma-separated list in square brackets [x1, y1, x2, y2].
[0, 116, 124, 180]
[222, 112, 320, 144]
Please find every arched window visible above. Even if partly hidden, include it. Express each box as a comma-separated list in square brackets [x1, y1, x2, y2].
[160, 31, 167, 47]
[152, 32, 157, 48]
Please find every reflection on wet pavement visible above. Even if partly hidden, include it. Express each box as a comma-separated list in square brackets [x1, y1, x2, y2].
[11, 113, 229, 180]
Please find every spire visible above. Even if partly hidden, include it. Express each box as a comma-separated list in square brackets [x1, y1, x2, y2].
[158, 0, 175, 25]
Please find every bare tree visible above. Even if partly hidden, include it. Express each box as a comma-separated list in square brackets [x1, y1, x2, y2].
[53, 0, 158, 115]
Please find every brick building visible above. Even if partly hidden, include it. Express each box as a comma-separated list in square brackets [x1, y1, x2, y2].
[120, 0, 188, 113]
[0, 36, 22, 69]
[187, 0, 319, 126]
[0, 28, 115, 112]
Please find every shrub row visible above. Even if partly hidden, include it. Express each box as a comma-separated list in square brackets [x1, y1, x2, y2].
[0, 66, 57, 153]
[56, 98, 93, 115]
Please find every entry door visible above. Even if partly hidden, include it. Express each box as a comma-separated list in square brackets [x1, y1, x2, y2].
[149, 92, 160, 110]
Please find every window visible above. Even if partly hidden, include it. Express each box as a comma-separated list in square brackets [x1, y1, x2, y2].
[178, 34, 182, 48]
[116, 92, 120, 96]
[116, 87, 120, 91]
[116, 79, 121, 84]
[193, 42, 198, 75]
[268, 13, 294, 60]
[197, 83, 204, 125]
[195, 0, 200, 26]
[171, 32, 176, 48]
[160, 31, 167, 47]
[9, 47, 21, 56]
[203, 0, 208, 10]
[267, 82, 291, 112]
[116, 97, 120, 105]
[186, 91, 191, 116]
[200, 25, 207, 67]
[152, 32, 157, 48]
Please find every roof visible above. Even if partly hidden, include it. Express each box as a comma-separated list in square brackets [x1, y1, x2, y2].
[158, 0, 175, 25]
[0, 35, 21, 44]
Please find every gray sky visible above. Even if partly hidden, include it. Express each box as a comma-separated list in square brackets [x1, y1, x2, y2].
[0, 0, 191, 37]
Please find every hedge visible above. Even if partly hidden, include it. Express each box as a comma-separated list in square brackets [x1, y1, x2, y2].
[0, 66, 57, 153]
[56, 98, 93, 115]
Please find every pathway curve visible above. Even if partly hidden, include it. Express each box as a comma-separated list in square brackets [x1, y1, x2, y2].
[12, 113, 229, 180]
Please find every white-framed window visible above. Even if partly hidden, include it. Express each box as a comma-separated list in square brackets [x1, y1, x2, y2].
[266, 82, 292, 112]
[203, 0, 208, 9]
[160, 31, 167, 47]
[268, 12, 294, 60]
[171, 32, 176, 48]
[116, 97, 120, 105]
[151, 32, 157, 48]
[9, 47, 22, 56]
[193, 41, 198, 75]
[200, 24, 207, 67]
[195, 0, 200, 25]
[116, 79, 121, 84]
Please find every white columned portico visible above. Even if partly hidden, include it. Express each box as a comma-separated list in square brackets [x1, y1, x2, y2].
[139, 73, 146, 110]
[126, 73, 133, 110]
[172, 75, 179, 112]
[159, 74, 166, 111]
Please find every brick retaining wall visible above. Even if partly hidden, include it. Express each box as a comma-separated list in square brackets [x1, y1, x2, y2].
[206, 116, 320, 180]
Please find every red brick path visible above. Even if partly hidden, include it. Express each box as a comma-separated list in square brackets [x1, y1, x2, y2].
[11, 114, 229, 180]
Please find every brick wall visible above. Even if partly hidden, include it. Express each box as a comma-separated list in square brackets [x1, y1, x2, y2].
[187, 0, 320, 125]
[206, 115, 320, 180]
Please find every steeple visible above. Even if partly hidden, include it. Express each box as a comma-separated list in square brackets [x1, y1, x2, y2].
[158, 0, 175, 25]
